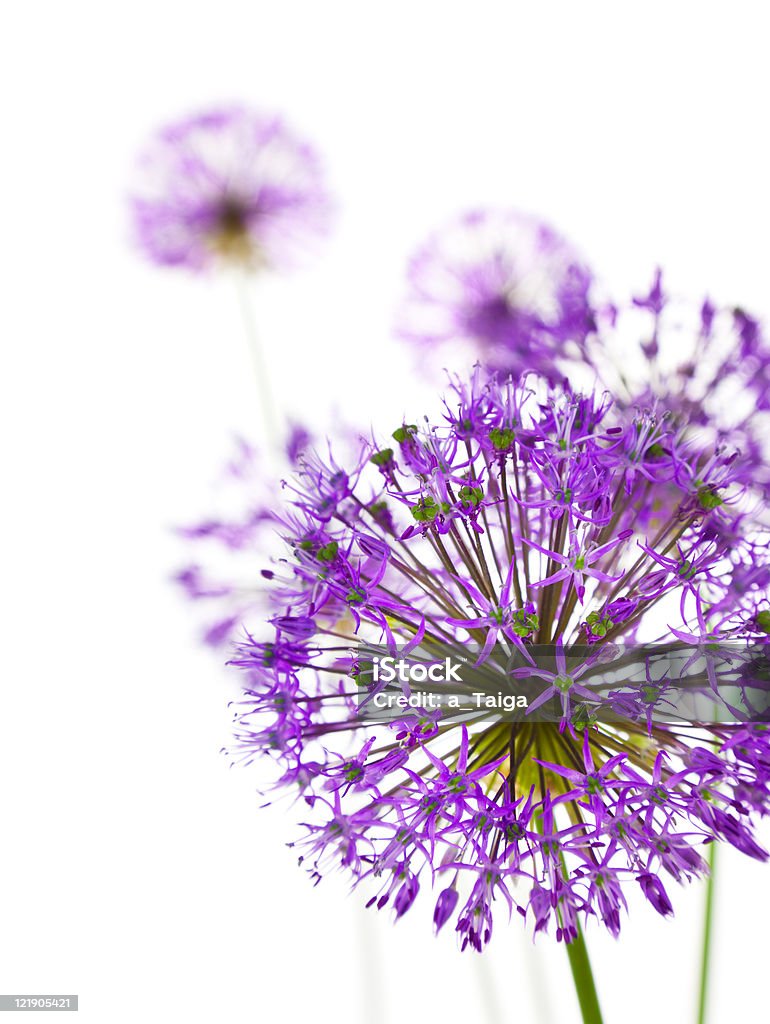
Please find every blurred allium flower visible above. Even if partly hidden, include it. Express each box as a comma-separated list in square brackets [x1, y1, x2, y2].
[397, 209, 594, 376]
[587, 272, 770, 490]
[175, 427, 316, 648]
[130, 105, 332, 273]
[225, 370, 770, 951]
[175, 438, 278, 648]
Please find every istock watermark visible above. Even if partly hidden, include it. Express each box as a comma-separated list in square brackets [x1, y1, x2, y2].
[352, 640, 770, 727]
[372, 655, 464, 685]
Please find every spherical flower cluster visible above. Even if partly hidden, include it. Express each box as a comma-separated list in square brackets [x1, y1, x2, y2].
[225, 369, 770, 950]
[397, 209, 594, 377]
[130, 105, 332, 273]
[586, 271, 770, 491]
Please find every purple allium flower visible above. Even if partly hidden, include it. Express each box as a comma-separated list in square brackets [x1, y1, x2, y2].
[130, 105, 332, 273]
[564, 270, 770, 468]
[174, 433, 314, 648]
[581, 272, 770, 496]
[223, 370, 770, 950]
[397, 209, 594, 377]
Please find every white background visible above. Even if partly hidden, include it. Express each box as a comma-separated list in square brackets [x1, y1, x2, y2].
[2, 2, 770, 1022]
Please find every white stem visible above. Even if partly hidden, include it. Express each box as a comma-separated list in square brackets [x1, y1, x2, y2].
[356, 909, 385, 1024]
[521, 935, 554, 1024]
[475, 928, 551, 1024]
[233, 272, 283, 456]
[474, 952, 504, 1023]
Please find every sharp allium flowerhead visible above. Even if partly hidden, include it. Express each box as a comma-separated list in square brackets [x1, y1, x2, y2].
[226, 370, 770, 950]
[397, 209, 595, 377]
[130, 105, 332, 273]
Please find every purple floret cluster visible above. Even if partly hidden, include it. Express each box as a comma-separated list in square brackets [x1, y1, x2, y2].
[131, 105, 331, 273]
[397, 209, 595, 377]
[588, 272, 770, 493]
[222, 369, 770, 950]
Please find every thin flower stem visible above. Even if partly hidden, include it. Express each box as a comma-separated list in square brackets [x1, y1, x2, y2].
[696, 842, 717, 1024]
[520, 938, 554, 1024]
[473, 953, 504, 1024]
[233, 272, 283, 453]
[355, 910, 385, 1024]
[565, 922, 604, 1024]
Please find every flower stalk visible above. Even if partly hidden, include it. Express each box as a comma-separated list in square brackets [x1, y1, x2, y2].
[565, 923, 603, 1024]
[696, 842, 717, 1024]
[234, 272, 282, 454]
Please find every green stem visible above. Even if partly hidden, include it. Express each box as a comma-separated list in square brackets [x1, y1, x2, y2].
[565, 920, 604, 1024]
[696, 842, 717, 1024]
